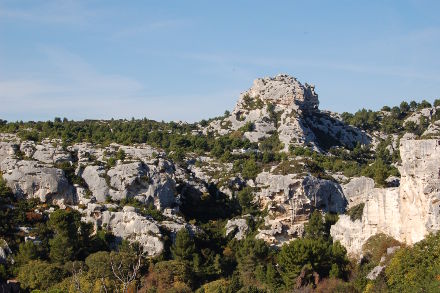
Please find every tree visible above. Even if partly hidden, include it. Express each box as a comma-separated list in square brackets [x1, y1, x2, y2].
[277, 238, 333, 288]
[242, 158, 259, 180]
[48, 209, 90, 262]
[49, 234, 74, 263]
[140, 260, 192, 293]
[235, 238, 270, 287]
[386, 232, 440, 292]
[15, 241, 40, 266]
[237, 187, 255, 214]
[399, 101, 410, 114]
[171, 229, 196, 262]
[304, 211, 326, 240]
[17, 260, 67, 291]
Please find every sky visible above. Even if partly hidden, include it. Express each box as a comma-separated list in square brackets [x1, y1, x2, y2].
[1, 0, 440, 122]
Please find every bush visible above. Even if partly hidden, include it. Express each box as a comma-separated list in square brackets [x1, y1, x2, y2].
[386, 232, 440, 292]
[347, 203, 364, 221]
[141, 260, 193, 292]
[237, 187, 256, 214]
[18, 260, 67, 291]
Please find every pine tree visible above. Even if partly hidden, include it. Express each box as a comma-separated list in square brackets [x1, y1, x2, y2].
[171, 229, 195, 262]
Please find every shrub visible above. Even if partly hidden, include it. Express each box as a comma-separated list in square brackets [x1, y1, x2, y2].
[347, 203, 364, 221]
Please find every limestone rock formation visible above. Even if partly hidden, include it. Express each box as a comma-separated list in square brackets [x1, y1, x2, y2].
[225, 218, 249, 240]
[205, 74, 370, 152]
[81, 165, 110, 202]
[342, 177, 375, 208]
[255, 172, 347, 245]
[82, 205, 164, 256]
[331, 139, 440, 256]
[31, 141, 72, 164]
[0, 158, 74, 204]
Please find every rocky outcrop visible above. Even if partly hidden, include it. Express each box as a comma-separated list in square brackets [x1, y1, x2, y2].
[81, 165, 110, 202]
[82, 205, 164, 256]
[331, 139, 440, 256]
[205, 74, 370, 152]
[0, 158, 74, 204]
[342, 177, 375, 208]
[0, 239, 12, 264]
[31, 141, 72, 164]
[225, 218, 249, 240]
[255, 172, 347, 245]
[108, 162, 176, 209]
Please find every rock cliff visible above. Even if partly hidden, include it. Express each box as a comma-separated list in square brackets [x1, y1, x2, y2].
[331, 139, 440, 256]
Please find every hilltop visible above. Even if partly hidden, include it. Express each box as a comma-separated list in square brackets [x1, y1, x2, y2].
[1, 74, 440, 292]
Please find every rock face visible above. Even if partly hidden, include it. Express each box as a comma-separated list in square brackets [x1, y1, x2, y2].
[107, 162, 176, 209]
[225, 218, 249, 240]
[255, 172, 347, 245]
[331, 139, 440, 256]
[342, 177, 375, 208]
[82, 205, 164, 256]
[234, 74, 319, 113]
[205, 74, 370, 152]
[81, 165, 110, 202]
[0, 158, 74, 204]
[0, 136, 184, 253]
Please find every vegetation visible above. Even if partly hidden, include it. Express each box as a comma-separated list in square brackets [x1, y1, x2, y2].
[2, 98, 440, 292]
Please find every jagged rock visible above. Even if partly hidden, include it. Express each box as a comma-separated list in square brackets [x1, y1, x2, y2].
[82, 204, 164, 256]
[160, 216, 201, 241]
[331, 139, 440, 256]
[367, 265, 385, 280]
[404, 107, 437, 126]
[20, 141, 35, 158]
[255, 172, 346, 245]
[76, 186, 94, 205]
[225, 218, 249, 240]
[0, 158, 74, 204]
[0, 239, 11, 264]
[205, 74, 370, 152]
[107, 161, 177, 209]
[342, 177, 375, 208]
[81, 165, 110, 202]
[0, 141, 17, 163]
[385, 176, 400, 187]
[31, 141, 72, 164]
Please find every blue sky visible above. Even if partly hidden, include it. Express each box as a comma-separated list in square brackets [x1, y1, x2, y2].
[1, 0, 440, 122]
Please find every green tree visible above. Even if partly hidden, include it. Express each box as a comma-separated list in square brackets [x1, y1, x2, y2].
[171, 229, 196, 262]
[237, 187, 255, 214]
[242, 158, 259, 180]
[304, 211, 326, 240]
[17, 260, 67, 291]
[386, 232, 440, 292]
[15, 241, 40, 266]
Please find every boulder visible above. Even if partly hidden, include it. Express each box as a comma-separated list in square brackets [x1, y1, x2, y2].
[0, 158, 74, 203]
[81, 165, 110, 202]
[255, 172, 346, 245]
[225, 218, 249, 240]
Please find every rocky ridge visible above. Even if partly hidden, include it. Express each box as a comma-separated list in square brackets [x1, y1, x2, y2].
[2, 74, 440, 260]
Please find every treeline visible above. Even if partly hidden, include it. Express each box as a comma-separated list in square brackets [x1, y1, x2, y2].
[341, 99, 440, 134]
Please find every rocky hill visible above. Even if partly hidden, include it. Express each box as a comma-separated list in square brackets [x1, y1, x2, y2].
[2, 74, 440, 291]
[205, 74, 371, 152]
